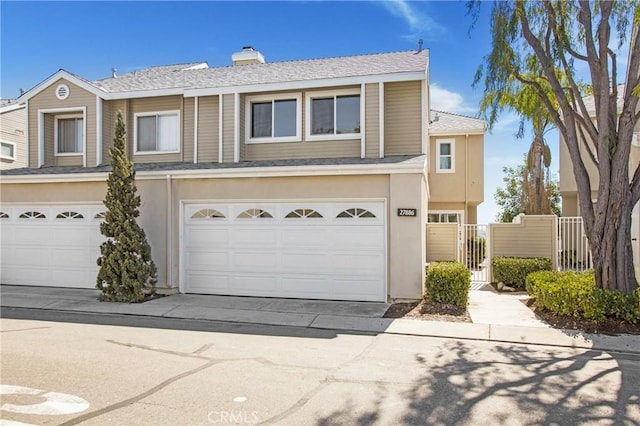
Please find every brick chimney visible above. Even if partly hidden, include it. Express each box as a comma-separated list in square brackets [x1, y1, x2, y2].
[232, 46, 265, 66]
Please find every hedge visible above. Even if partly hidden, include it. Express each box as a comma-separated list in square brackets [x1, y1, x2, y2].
[425, 261, 471, 308]
[492, 257, 552, 289]
[526, 270, 640, 323]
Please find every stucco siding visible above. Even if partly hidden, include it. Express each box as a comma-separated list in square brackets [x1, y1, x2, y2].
[129, 96, 183, 163]
[384, 81, 422, 155]
[28, 78, 97, 167]
[426, 223, 458, 262]
[0, 107, 27, 170]
[364, 83, 380, 159]
[197, 96, 219, 163]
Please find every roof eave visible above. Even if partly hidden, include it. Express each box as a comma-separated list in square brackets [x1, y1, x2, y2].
[17, 70, 108, 103]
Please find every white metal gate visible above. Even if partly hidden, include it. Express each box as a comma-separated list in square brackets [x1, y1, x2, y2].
[461, 224, 489, 284]
[557, 217, 593, 271]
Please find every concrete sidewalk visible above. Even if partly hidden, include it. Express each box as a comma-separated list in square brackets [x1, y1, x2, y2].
[1, 284, 638, 354]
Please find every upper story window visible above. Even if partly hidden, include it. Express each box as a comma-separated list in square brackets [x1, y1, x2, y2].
[0, 141, 16, 161]
[246, 93, 301, 143]
[134, 111, 180, 154]
[56, 115, 84, 155]
[436, 139, 455, 173]
[306, 89, 361, 140]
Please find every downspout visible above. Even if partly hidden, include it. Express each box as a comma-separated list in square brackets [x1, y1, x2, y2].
[166, 174, 173, 290]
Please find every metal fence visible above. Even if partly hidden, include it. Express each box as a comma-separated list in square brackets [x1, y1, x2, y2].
[461, 224, 489, 283]
[557, 217, 593, 271]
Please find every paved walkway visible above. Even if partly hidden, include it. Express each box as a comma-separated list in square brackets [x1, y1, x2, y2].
[1, 284, 638, 354]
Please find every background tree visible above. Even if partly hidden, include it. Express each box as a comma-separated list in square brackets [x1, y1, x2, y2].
[495, 162, 561, 223]
[471, 0, 639, 293]
[97, 111, 157, 302]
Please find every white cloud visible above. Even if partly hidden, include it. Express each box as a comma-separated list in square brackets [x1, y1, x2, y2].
[430, 84, 477, 114]
[381, 0, 445, 41]
[492, 112, 521, 133]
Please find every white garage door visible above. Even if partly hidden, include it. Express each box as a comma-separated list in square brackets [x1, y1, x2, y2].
[1, 205, 104, 288]
[183, 202, 386, 302]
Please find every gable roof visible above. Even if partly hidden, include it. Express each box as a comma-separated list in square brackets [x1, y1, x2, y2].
[429, 110, 486, 135]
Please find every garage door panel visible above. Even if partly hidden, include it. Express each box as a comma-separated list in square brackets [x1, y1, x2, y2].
[1, 205, 101, 288]
[183, 201, 387, 302]
[186, 228, 229, 246]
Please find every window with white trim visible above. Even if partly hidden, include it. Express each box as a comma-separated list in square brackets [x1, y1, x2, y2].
[134, 111, 180, 153]
[306, 89, 361, 140]
[436, 139, 454, 173]
[428, 212, 462, 223]
[55, 115, 84, 154]
[246, 93, 301, 143]
[0, 141, 16, 160]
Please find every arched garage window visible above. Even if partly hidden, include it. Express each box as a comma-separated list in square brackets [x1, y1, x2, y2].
[94, 212, 107, 219]
[19, 211, 46, 219]
[337, 208, 375, 218]
[285, 208, 323, 218]
[0, 212, 9, 219]
[237, 209, 273, 219]
[191, 209, 226, 220]
[56, 211, 84, 219]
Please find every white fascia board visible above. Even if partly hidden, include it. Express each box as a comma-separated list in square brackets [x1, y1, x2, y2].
[18, 70, 108, 102]
[0, 159, 427, 184]
[0, 103, 26, 113]
[429, 130, 486, 137]
[103, 87, 188, 100]
[183, 71, 426, 98]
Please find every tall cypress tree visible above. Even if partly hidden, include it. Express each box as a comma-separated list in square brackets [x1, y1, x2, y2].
[97, 111, 157, 302]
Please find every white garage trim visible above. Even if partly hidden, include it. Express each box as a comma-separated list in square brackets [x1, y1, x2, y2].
[0, 204, 104, 288]
[179, 199, 387, 302]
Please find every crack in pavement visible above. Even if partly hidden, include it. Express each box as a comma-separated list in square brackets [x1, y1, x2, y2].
[59, 360, 216, 426]
[0, 326, 52, 333]
[193, 343, 214, 354]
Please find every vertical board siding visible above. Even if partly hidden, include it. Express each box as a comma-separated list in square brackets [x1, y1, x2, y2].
[183, 97, 194, 163]
[223, 94, 235, 163]
[384, 81, 422, 155]
[0, 107, 27, 170]
[129, 96, 183, 164]
[28, 78, 96, 167]
[426, 223, 459, 262]
[197, 96, 219, 163]
[364, 83, 380, 159]
[488, 216, 557, 274]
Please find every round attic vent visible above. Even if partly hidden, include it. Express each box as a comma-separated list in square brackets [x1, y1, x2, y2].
[56, 84, 70, 100]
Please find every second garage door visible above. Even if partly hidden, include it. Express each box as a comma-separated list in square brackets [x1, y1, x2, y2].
[182, 201, 386, 302]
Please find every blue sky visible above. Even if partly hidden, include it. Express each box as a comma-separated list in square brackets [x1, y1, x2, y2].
[0, 1, 557, 223]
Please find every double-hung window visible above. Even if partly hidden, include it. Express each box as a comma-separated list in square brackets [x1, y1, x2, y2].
[436, 139, 455, 173]
[306, 89, 361, 140]
[135, 111, 180, 153]
[0, 141, 16, 160]
[56, 115, 84, 155]
[246, 94, 301, 143]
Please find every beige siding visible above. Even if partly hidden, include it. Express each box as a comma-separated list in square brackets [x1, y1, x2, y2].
[245, 140, 360, 161]
[239, 95, 246, 160]
[197, 96, 219, 163]
[364, 83, 380, 159]
[426, 223, 458, 262]
[0, 107, 27, 170]
[489, 215, 558, 274]
[222, 94, 235, 162]
[102, 99, 127, 162]
[384, 81, 422, 155]
[129, 96, 183, 163]
[428, 134, 484, 205]
[183, 98, 195, 163]
[55, 155, 83, 166]
[27, 78, 97, 167]
[44, 115, 54, 165]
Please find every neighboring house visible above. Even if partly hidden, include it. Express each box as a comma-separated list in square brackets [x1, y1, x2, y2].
[427, 110, 485, 225]
[558, 86, 640, 276]
[0, 47, 484, 302]
[0, 101, 27, 170]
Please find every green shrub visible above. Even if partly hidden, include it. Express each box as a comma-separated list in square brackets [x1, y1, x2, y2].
[492, 257, 552, 289]
[526, 270, 640, 323]
[425, 261, 471, 308]
[466, 237, 486, 269]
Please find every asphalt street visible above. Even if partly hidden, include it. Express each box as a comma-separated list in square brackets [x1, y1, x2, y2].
[1, 308, 639, 425]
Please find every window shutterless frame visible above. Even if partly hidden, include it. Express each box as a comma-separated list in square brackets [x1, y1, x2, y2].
[0, 140, 16, 161]
[305, 88, 362, 141]
[244, 93, 302, 144]
[133, 110, 181, 155]
[436, 138, 455, 173]
[54, 113, 84, 156]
